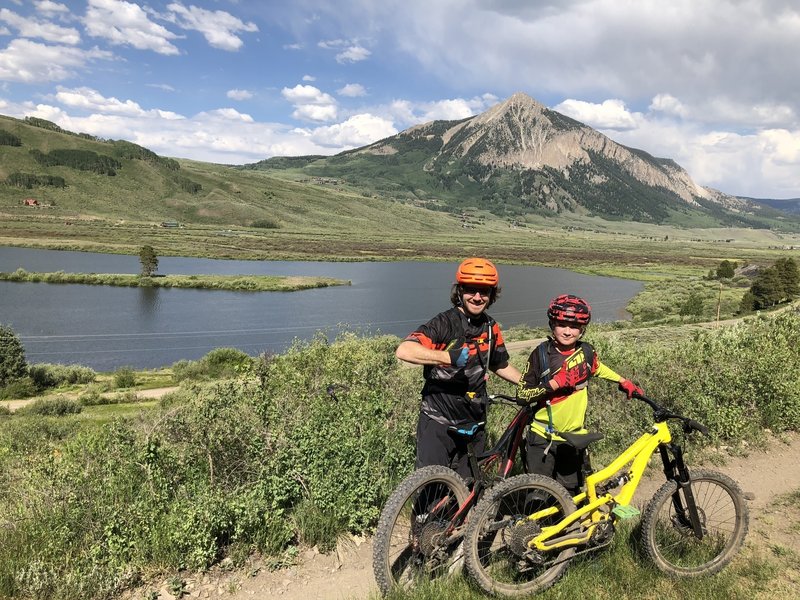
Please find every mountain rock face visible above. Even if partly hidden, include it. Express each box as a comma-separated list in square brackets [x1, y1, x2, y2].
[255, 93, 773, 226]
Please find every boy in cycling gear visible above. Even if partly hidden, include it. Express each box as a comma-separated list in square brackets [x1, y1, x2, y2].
[397, 258, 522, 478]
[517, 294, 642, 494]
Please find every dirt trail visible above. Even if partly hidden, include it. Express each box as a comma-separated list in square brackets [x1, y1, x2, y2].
[134, 431, 799, 600]
[0, 386, 179, 412]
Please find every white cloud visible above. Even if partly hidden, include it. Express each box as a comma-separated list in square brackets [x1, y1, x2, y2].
[34, 1, 69, 16]
[336, 45, 370, 63]
[281, 84, 338, 122]
[54, 86, 147, 116]
[0, 39, 111, 82]
[0, 26, 10, 36]
[337, 83, 366, 97]
[304, 113, 397, 148]
[196, 108, 254, 123]
[554, 98, 640, 130]
[649, 94, 689, 119]
[146, 82, 176, 92]
[382, 95, 500, 127]
[0, 7, 81, 44]
[302, 74, 316, 81]
[84, 0, 181, 55]
[227, 88, 253, 101]
[165, 2, 258, 51]
[51, 86, 184, 119]
[318, 38, 371, 63]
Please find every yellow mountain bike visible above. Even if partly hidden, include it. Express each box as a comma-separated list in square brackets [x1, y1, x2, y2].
[463, 393, 749, 597]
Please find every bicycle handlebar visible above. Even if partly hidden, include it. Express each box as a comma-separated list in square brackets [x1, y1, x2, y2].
[632, 392, 709, 436]
[488, 393, 529, 407]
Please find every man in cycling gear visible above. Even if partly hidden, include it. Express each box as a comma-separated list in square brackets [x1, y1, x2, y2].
[517, 294, 643, 494]
[397, 258, 522, 478]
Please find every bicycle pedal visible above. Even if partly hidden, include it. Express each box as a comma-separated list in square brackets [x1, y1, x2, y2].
[611, 505, 641, 520]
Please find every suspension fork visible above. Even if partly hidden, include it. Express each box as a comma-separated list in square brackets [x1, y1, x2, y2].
[658, 443, 704, 539]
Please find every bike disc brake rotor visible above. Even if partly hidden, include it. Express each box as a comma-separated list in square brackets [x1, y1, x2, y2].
[671, 507, 708, 536]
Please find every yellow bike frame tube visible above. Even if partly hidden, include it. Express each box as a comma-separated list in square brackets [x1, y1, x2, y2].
[531, 493, 613, 550]
[585, 422, 671, 506]
[528, 422, 673, 551]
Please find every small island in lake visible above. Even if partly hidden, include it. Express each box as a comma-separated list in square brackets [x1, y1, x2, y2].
[0, 269, 350, 292]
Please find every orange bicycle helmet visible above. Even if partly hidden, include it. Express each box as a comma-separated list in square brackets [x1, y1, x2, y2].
[547, 294, 591, 325]
[456, 258, 499, 286]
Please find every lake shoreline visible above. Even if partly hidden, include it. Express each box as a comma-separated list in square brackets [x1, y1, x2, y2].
[0, 269, 350, 292]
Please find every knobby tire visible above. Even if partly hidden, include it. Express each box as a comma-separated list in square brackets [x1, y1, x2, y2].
[372, 465, 470, 596]
[464, 474, 577, 597]
[641, 468, 749, 576]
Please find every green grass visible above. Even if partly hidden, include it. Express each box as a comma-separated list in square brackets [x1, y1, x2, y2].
[365, 522, 786, 599]
[0, 269, 349, 291]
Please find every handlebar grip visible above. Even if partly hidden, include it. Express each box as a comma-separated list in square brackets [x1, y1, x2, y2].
[687, 419, 709, 436]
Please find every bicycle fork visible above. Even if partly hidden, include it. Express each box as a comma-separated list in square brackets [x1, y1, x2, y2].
[659, 443, 704, 539]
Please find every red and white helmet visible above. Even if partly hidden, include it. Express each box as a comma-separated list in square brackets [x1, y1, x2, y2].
[547, 294, 591, 325]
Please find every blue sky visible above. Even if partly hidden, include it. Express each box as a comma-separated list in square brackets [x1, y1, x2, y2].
[1, 0, 799, 199]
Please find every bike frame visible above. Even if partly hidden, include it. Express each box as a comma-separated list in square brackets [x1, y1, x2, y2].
[527, 419, 690, 551]
[441, 399, 533, 535]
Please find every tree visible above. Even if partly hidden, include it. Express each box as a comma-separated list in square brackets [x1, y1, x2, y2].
[679, 292, 704, 317]
[774, 257, 800, 299]
[750, 267, 784, 309]
[0, 324, 28, 387]
[139, 245, 159, 277]
[716, 260, 737, 279]
[739, 290, 756, 314]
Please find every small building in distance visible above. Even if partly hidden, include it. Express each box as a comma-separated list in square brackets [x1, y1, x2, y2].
[23, 198, 39, 206]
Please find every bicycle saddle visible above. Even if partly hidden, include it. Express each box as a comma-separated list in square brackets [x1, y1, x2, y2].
[560, 430, 604, 451]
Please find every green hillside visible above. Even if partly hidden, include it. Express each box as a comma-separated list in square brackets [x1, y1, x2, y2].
[3, 113, 800, 279]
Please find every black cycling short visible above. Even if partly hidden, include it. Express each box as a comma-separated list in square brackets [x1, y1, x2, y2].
[415, 412, 486, 480]
[526, 430, 583, 494]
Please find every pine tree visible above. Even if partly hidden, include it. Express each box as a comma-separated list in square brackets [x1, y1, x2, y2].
[0, 324, 28, 387]
[139, 245, 159, 277]
[774, 257, 800, 299]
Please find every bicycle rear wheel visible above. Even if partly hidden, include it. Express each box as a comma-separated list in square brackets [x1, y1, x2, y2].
[372, 465, 470, 595]
[464, 474, 577, 597]
[641, 468, 749, 576]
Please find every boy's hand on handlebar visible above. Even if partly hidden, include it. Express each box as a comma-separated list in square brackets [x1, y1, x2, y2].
[618, 379, 643, 399]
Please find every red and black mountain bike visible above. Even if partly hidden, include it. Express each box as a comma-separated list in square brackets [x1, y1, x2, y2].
[372, 393, 533, 595]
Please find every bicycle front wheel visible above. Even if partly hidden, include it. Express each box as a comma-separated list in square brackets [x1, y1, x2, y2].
[464, 474, 577, 597]
[641, 468, 749, 577]
[372, 465, 470, 595]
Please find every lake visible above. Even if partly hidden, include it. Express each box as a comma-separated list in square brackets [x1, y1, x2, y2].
[0, 247, 643, 370]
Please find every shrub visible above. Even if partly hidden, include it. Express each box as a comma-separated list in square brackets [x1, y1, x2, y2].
[16, 397, 82, 416]
[0, 129, 22, 146]
[172, 348, 253, 382]
[0, 377, 38, 400]
[28, 363, 96, 390]
[0, 324, 27, 387]
[251, 218, 280, 229]
[0, 405, 10, 416]
[113, 367, 136, 389]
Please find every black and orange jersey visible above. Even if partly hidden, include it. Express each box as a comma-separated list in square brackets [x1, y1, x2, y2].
[405, 307, 511, 426]
[517, 338, 622, 434]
